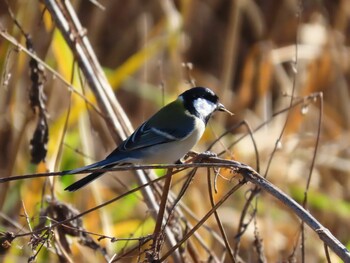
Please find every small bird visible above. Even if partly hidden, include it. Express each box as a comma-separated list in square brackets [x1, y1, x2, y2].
[63, 87, 232, 192]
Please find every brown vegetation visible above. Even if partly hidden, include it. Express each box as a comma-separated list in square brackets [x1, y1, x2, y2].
[0, 0, 350, 262]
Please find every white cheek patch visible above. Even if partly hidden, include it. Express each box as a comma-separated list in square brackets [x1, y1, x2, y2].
[193, 98, 217, 118]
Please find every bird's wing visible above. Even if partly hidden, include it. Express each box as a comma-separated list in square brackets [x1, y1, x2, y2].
[119, 121, 191, 151]
[118, 100, 196, 152]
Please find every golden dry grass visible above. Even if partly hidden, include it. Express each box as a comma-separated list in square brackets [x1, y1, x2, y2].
[0, 0, 350, 262]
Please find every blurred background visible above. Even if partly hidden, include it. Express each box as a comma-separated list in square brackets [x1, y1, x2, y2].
[0, 0, 350, 262]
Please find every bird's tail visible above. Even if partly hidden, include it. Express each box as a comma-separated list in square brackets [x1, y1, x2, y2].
[62, 159, 116, 192]
[64, 163, 116, 192]
[64, 170, 105, 192]
[61, 158, 112, 175]
[62, 151, 131, 191]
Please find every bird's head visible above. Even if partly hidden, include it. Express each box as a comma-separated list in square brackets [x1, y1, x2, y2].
[179, 87, 233, 123]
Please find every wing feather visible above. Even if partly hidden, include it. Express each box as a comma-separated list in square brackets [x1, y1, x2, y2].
[119, 100, 196, 152]
[121, 123, 180, 151]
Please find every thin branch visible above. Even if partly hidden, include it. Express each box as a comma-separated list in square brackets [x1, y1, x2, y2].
[0, 30, 105, 119]
[14, 174, 168, 238]
[207, 168, 236, 263]
[0, 162, 244, 183]
[160, 179, 245, 261]
[233, 187, 258, 255]
[150, 168, 174, 261]
[206, 157, 350, 263]
[301, 92, 324, 261]
[2, 156, 349, 261]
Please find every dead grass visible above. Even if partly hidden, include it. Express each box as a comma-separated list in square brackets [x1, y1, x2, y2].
[0, 0, 350, 262]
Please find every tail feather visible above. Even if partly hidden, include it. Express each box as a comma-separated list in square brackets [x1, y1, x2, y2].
[62, 153, 128, 192]
[62, 159, 112, 175]
[63, 160, 117, 192]
[64, 171, 106, 192]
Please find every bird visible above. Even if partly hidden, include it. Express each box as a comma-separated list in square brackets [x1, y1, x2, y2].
[63, 87, 232, 192]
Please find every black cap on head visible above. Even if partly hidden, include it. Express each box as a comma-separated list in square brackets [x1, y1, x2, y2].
[179, 87, 219, 104]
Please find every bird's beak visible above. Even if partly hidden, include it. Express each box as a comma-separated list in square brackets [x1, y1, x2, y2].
[217, 103, 234, 116]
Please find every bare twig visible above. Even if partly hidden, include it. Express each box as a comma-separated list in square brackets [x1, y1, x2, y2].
[1, 156, 349, 261]
[160, 179, 245, 261]
[206, 157, 350, 263]
[0, 30, 104, 119]
[150, 168, 174, 261]
[21, 201, 33, 232]
[301, 93, 323, 258]
[207, 168, 236, 263]
[14, 173, 168, 238]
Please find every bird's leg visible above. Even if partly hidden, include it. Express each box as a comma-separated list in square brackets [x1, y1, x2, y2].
[194, 151, 218, 163]
[179, 150, 200, 164]
[174, 159, 184, 165]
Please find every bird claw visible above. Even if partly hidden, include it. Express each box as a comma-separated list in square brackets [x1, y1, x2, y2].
[198, 151, 218, 158]
[183, 151, 218, 163]
[175, 159, 184, 164]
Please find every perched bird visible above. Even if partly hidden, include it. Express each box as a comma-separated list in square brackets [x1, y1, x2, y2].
[63, 87, 232, 192]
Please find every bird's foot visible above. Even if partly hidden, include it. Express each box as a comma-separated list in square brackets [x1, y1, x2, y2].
[198, 151, 218, 159]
